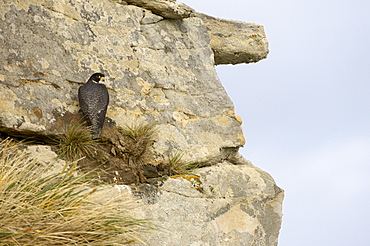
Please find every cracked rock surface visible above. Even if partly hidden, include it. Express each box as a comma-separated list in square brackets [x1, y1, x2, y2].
[123, 0, 195, 19]
[93, 161, 284, 246]
[200, 14, 269, 65]
[0, 0, 244, 164]
[0, 1, 282, 244]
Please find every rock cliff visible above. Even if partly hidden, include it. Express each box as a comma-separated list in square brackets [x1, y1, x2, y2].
[0, 0, 281, 245]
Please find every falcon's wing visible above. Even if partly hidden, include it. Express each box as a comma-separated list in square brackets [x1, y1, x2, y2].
[96, 84, 109, 129]
[78, 86, 89, 113]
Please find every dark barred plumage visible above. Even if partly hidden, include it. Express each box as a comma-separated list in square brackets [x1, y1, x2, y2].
[78, 73, 109, 139]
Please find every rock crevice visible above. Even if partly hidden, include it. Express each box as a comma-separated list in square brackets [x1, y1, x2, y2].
[0, 1, 282, 245]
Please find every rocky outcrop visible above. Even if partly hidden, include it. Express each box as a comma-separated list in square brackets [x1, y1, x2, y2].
[122, 0, 195, 19]
[134, 160, 283, 245]
[200, 14, 269, 65]
[0, 0, 269, 164]
[119, 0, 269, 64]
[0, 0, 281, 245]
[0, 0, 245, 164]
[32, 143, 283, 245]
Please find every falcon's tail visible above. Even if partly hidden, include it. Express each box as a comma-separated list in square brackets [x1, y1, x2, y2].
[91, 128, 102, 139]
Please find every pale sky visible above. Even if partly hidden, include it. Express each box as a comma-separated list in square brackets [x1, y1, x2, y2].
[181, 1, 370, 245]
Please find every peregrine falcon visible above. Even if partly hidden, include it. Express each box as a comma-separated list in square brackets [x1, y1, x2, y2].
[78, 73, 109, 139]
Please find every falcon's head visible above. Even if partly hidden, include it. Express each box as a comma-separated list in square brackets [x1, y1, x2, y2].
[89, 73, 105, 83]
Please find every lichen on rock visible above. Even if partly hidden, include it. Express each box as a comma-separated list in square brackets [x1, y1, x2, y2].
[0, 0, 282, 245]
[0, 0, 246, 165]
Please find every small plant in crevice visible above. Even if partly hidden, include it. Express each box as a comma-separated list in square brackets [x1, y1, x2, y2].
[54, 121, 99, 161]
[117, 122, 157, 183]
[164, 150, 200, 176]
[0, 139, 151, 246]
[118, 122, 157, 156]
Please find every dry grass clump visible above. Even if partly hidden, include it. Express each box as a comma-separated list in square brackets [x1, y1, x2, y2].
[116, 122, 157, 183]
[55, 122, 99, 161]
[0, 139, 150, 245]
[165, 151, 199, 176]
[118, 122, 157, 159]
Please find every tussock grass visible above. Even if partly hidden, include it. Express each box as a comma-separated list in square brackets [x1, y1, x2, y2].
[119, 122, 156, 158]
[0, 139, 150, 245]
[117, 122, 157, 183]
[55, 122, 99, 161]
[166, 151, 199, 176]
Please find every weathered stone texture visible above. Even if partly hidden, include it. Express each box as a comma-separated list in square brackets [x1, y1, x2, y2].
[0, 0, 243, 164]
[0, 1, 282, 244]
[102, 161, 284, 246]
[25, 145, 66, 177]
[200, 14, 269, 65]
[23, 144, 283, 246]
[123, 0, 195, 19]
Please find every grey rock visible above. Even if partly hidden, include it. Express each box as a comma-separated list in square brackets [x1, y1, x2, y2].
[82, 161, 284, 245]
[0, 1, 282, 244]
[25, 145, 66, 177]
[123, 162, 283, 245]
[124, 0, 195, 19]
[200, 14, 269, 65]
[0, 0, 244, 164]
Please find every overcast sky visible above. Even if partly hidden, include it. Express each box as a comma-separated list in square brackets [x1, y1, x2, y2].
[180, 1, 370, 245]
